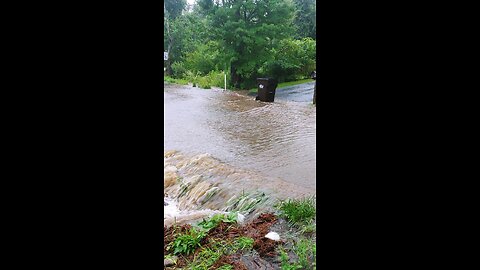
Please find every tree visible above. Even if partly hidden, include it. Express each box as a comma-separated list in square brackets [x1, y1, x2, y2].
[164, 0, 188, 75]
[164, 0, 187, 19]
[210, 0, 296, 89]
[293, 0, 316, 39]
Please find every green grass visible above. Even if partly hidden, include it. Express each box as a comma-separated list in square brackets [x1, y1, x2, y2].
[275, 197, 316, 227]
[294, 238, 316, 269]
[278, 78, 315, 88]
[233, 236, 254, 250]
[189, 247, 223, 270]
[278, 238, 316, 270]
[164, 76, 189, 85]
[249, 78, 314, 94]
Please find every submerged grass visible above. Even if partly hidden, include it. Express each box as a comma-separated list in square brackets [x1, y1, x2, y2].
[224, 191, 268, 215]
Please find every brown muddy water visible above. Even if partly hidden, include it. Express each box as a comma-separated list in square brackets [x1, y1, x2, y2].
[164, 83, 316, 226]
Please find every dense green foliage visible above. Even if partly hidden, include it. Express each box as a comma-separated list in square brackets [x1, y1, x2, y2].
[164, 0, 316, 89]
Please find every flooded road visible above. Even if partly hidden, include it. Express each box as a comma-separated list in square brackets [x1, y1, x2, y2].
[164, 83, 316, 191]
[274, 81, 315, 102]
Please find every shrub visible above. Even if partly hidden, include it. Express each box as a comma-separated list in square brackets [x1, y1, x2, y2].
[171, 61, 187, 78]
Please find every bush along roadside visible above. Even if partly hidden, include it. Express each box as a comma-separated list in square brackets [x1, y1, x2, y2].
[164, 197, 317, 270]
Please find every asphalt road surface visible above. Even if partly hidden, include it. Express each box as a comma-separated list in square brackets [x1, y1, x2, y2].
[273, 81, 315, 102]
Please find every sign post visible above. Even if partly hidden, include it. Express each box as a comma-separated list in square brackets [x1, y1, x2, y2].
[164, 52, 168, 61]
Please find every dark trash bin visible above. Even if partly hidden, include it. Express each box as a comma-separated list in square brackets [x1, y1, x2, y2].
[255, 78, 278, 102]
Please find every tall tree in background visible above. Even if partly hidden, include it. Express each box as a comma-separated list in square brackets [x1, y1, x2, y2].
[164, 0, 187, 75]
[211, 0, 296, 88]
[165, 0, 187, 19]
[293, 0, 316, 39]
[164, 0, 316, 89]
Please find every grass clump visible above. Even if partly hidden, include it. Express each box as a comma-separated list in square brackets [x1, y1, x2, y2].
[276, 197, 316, 226]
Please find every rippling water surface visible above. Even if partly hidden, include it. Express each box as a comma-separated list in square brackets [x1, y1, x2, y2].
[164, 83, 316, 191]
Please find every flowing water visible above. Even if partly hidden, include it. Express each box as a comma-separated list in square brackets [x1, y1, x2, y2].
[164, 83, 316, 226]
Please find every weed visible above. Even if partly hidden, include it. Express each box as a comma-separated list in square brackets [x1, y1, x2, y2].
[276, 197, 316, 226]
[233, 237, 254, 250]
[197, 213, 237, 232]
[217, 265, 234, 270]
[189, 247, 222, 270]
[172, 228, 206, 255]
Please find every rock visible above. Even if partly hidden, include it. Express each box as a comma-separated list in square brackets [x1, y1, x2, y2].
[237, 213, 245, 223]
[265, 231, 280, 241]
[164, 256, 177, 267]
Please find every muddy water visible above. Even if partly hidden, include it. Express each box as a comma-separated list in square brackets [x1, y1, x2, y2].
[164, 83, 316, 191]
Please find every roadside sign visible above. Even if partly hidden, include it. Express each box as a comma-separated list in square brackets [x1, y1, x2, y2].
[164, 52, 168, 60]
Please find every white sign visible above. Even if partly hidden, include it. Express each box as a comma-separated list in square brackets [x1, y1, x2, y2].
[164, 52, 168, 60]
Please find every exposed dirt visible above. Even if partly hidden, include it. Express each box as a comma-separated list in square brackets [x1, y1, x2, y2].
[211, 253, 248, 270]
[164, 212, 282, 269]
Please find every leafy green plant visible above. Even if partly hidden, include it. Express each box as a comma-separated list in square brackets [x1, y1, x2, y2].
[173, 228, 206, 255]
[217, 265, 234, 270]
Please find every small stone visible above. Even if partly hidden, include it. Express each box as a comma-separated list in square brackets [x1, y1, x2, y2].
[237, 213, 245, 223]
[265, 231, 280, 241]
[164, 256, 177, 267]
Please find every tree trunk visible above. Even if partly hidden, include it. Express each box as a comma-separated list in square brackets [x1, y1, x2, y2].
[166, 42, 173, 76]
[230, 64, 241, 89]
